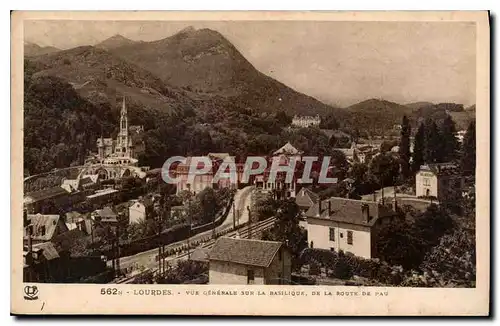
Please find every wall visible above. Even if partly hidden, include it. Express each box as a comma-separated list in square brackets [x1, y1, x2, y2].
[209, 260, 264, 285]
[264, 248, 292, 284]
[129, 202, 146, 224]
[307, 217, 372, 259]
[415, 171, 438, 197]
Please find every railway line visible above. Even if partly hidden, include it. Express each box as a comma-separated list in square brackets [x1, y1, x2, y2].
[114, 216, 277, 284]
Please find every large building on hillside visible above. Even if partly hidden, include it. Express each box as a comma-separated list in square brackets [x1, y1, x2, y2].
[96, 97, 145, 162]
[291, 115, 321, 128]
[83, 97, 147, 180]
[305, 197, 399, 259]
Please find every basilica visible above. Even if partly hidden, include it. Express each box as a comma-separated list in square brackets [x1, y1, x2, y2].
[83, 97, 147, 180]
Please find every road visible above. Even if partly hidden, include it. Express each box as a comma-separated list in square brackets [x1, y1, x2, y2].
[110, 185, 254, 271]
[361, 186, 396, 202]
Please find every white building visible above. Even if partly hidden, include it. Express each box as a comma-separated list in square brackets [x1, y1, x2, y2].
[415, 163, 463, 201]
[305, 197, 398, 259]
[291, 115, 321, 128]
[128, 197, 154, 224]
[209, 237, 292, 285]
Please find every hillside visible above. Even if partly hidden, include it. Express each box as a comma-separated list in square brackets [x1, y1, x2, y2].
[24, 42, 60, 57]
[405, 102, 474, 130]
[24, 61, 115, 175]
[344, 99, 412, 133]
[96, 34, 141, 50]
[108, 27, 342, 116]
[26, 45, 194, 113]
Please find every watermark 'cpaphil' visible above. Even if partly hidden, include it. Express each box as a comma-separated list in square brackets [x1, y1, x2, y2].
[161, 156, 338, 185]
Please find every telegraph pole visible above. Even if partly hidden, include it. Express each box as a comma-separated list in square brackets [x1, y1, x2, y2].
[232, 201, 236, 229]
[115, 225, 120, 276]
[247, 206, 252, 239]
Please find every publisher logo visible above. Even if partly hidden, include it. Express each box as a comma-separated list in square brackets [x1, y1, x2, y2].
[24, 285, 39, 300]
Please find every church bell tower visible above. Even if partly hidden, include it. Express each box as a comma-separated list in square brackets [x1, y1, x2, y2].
[119, 97, 130, 157]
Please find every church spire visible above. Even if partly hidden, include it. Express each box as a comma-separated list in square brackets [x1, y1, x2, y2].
[121, 96, 127, 115]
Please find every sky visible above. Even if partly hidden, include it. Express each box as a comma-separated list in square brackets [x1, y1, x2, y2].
[24, 20, 476, 107]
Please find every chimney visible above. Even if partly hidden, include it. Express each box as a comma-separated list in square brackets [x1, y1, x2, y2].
[362, 203, 370, 223]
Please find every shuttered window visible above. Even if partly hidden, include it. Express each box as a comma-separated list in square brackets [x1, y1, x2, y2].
[347, 231, 353, 245]
[329, 228, 335, 241]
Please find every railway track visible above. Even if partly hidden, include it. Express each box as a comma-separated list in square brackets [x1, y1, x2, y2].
[115, 217, 277, 284]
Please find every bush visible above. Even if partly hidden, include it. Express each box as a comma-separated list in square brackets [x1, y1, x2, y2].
[332, 251, 354, 280]
[309, 261, 321, 276]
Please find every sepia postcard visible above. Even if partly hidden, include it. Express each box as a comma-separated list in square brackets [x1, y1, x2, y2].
[11, 11, 490, 316]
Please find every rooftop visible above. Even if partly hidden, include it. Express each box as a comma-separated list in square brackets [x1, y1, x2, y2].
[295, 187, 319, 208]
[209, 237, 283, 268]
[24, 186, 69, 204]
[419, 163, 459, 176]
[25, 214, 63, 241]
[86, 188, 118, 199]
[305, 197, 395, 227]
[273, 142, 303, 156]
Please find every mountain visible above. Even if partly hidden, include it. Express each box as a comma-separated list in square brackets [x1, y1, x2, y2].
[347, 98, 412, 114]
[24, 42, 60, 57]
[26, 45, 194, 115]
[96, 34, 140, 50]
[343, 99, 412, 132]
[107, 27, 342, 116]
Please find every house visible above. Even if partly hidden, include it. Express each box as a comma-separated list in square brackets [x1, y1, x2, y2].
[295, 187, 319, 211]
[254, 142, 303, 198]
[92, 206, 119, 224]
[23, 241, 70, 283]
[24, 186, 72, 214]
[65, 211, 93, 235]
[24, 214, 69, 245]
[415, 163, 464, 201]
[208, 237, 292, 285]
[174, 156, 245, 195]
[129, 197, 154, 224]
[295, 187, 319, 228]
[305, 197, 398, 259]
[24, 229, 107, 283]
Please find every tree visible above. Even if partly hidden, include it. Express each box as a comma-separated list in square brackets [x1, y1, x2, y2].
[329, 149, 349, 180]
[440, 115, 460, 162]
[262, 199, 308, 271]
[424, 119, 442, 163]
[412, 123, 425, 173]
[461, 121, 476, 176]
[399, 115, 412, 178]
[419, 227, 475, 287]
[375, 220, 426, 270]
[369, 153, 400, 201]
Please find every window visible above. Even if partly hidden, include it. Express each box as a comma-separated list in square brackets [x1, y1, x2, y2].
[247, 269, 255, 284]
[340, 232, 344, 238]
[347, 231, 353, 245]
[329, 228, 335, 241]
[330, 247, 335, 252]
[423, 178, 431, 186]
